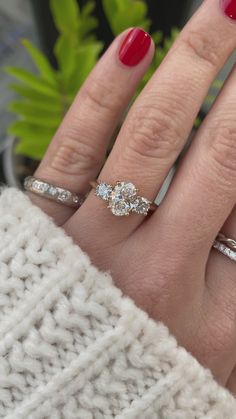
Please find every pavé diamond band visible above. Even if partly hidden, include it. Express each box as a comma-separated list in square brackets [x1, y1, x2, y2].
[24, 176, 85, 208]
[213, 233, 236, 263]
[90, 180, 157, 217]
[215, 233, 236, 251]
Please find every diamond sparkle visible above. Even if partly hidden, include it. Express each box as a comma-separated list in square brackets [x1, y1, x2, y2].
[58, 190, 71, 202]
[131, 197, 151, 215]
[109, 200, 130, 216]
[96, 183, 112, 201]
[94, 180, 152, 217]
[33, 181, 48, 193]
[112, 182, 137, 201]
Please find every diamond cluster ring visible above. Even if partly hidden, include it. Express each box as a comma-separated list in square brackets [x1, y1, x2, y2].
[90, 180, 157, 217]
[24, 176, 84, 208]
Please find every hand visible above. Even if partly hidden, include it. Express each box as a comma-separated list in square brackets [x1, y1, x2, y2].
[27, 0, 236, 390]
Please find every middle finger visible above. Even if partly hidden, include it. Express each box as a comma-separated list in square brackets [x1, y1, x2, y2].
[72, 0, 236, 239]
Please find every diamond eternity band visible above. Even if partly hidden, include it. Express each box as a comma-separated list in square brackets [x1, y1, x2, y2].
[213, 240, 236, 263]
[24, 176, 84, 208]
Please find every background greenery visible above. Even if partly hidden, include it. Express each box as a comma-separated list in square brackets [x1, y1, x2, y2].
[5, 0, 220, 161]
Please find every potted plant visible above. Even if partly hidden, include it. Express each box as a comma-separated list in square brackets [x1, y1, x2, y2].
[4, 0, 220, 189]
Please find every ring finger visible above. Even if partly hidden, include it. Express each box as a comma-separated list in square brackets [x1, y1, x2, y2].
[70, 0, 236, 240]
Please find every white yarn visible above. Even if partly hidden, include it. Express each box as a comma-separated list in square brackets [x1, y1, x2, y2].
[0, 186, 235, 418]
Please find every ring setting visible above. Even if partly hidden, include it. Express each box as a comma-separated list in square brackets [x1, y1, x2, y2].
[91, 180, 156, 216]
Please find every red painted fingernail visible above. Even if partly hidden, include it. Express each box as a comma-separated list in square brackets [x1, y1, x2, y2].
[220, 0, 236, 20]
[119, 28, 151, 67]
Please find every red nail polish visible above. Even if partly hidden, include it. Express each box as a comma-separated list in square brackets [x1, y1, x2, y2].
[221, 0, 236, 20]
[119, 28, 151, 67]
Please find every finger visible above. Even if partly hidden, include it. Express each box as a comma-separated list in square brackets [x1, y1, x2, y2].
[71, 0, 236, 238]
[29, 28, 154, 225]
[158, 64, 236, 260]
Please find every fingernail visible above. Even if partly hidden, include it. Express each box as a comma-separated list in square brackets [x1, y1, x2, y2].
[220, 0, 236, 20]
[119, 28, 151, 67]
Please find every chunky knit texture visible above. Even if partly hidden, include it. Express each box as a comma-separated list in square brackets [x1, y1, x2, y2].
[0, 186, 236, 419]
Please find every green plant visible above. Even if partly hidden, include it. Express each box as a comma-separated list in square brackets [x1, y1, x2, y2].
[5, 0, 221, 161]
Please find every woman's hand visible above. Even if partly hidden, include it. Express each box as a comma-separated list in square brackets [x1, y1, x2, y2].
[27, 0, 236, 390]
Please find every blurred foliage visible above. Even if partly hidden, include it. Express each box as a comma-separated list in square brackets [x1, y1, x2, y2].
[102, 0, 150, 34]
[6, 0, 221, 160]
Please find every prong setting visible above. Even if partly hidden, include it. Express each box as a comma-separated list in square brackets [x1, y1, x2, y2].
[93, 180, 153, 217]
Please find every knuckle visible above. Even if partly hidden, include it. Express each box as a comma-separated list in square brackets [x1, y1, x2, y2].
[51, 129, 100, 176]
[126, 105, 182, 162]
[181, 29, 220, 67]
[81, 76, 122, 114]
[205, 124, 236, 184]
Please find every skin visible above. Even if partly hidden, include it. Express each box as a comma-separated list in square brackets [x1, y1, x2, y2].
[28, 0, 236, 391]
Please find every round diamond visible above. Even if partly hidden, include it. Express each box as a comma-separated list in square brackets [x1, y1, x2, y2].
[48, 186, 58, 196]
[131, 197, 150, 215]
[96, 183, 112, 201]
[112, 182, 136, 201]
[110, 200, 130, 216]
[113, 182, 137, 200]
[58, 190, 71, 202]
[73, 196, 79, 203]
[33, 181, 48, 193]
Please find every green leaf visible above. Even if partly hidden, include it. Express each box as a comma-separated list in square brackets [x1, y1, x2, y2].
[66, 42, 103, 93]
[103, 0, 150, 35]
[8, 120, 55, 160]
[54, 35, 77, 81]
[50, 0, 79, 36]
[9, 84, 63, 112]
[77, 15, 98, 39]
[102, 0, 118, 25]
[6, 67, 60, 98]
[81, 0, 96, 17]
[9, 120, 55, 140]
[152, 30, 163, 45]
[21, 39, 57, 85]
[8, 101, 61, 128]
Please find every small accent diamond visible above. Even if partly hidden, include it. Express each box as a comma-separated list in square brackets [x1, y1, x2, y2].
[48, 186, 58, 196]
[96, 183, 112, 201]
[73, 196, 79, 204]
[33, 181, 48, 193]
[58, 190, 71, 202]
[131, 197, 150, 215]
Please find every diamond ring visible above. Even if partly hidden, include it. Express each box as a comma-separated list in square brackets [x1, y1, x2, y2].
[24, 176, 85, 208]
[90, 180, 157, 217]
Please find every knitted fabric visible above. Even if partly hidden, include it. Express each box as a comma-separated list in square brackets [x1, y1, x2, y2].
[0, 187, 235, 419]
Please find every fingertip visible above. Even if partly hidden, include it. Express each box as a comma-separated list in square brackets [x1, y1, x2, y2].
[118, 27, 153, 67]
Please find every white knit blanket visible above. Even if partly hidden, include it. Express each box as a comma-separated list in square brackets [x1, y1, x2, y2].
[0, 187, 235, 418]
